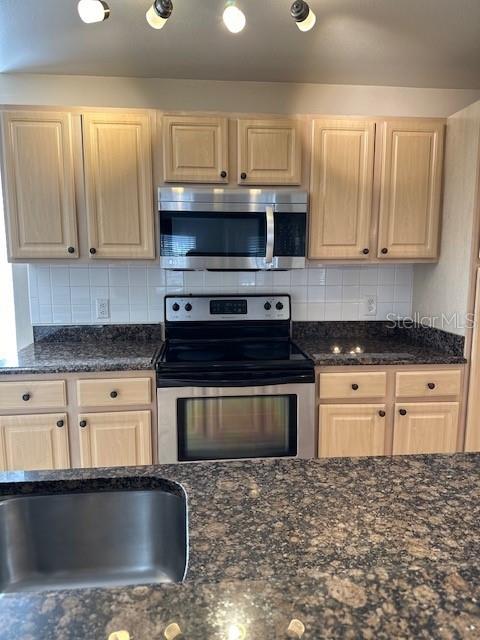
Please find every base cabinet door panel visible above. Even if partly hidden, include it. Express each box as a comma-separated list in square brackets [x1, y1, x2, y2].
[393, 402, 459, 455]
[78, 410, 152, 468]
[82, 112, 154, 259]
[0, 413, 70, 472]
[377, 120, 444, 259]
[309, 119, 375, 259]
[319, 404, 387, 458]
[0, 110, 78, 259]
[163, 115, 229, 183]
[237, 119, 301, 185]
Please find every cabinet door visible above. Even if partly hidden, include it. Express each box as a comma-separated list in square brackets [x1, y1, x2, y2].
[0, 413, 70, 472]
[78, 410, 152, 468]
[319, 404, 387, 458]
[237, 119, 301, 185]
[393, 402, 458, 455]
[163, 115, 228, 183]
[309, 119, 375, 259]
[82, 112, 154, 259]
[377, 120, 445, 259]
[0, 110, 78, 259]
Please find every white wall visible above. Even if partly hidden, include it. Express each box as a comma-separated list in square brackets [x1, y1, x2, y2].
[1, 74, 479, 116]
[413, 99, 480, 335]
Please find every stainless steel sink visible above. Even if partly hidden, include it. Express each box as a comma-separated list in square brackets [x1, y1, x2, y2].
[0, 485, 188, 593]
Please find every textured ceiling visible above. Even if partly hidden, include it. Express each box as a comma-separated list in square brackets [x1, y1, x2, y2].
[0, 0, 479, 89]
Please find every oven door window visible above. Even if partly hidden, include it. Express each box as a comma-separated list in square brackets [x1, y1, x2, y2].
[177, 394, 297, 461]
[161, 211, 266, 257]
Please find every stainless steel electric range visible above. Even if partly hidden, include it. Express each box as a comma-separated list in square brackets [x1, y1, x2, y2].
[156, 294, 315, 463]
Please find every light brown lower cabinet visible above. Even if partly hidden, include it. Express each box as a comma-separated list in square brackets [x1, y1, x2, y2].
[0, 371, 157, 472]
[392, 402, 459, 455]
[317, 365, 463, 458]
[0, 413, 70, 472]
[78, 410, 152, 468]
[319, 404, 387, 458]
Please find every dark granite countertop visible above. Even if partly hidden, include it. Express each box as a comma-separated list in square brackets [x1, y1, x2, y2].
[0, 321, 467, 375]
[293, 321, 467, 366]
[0, 454, 479, 639]
[0, 325, 163, 375]
[0, 341, 160, 375]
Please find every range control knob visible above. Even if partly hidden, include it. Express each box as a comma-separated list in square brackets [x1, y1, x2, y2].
[185, 303, 192, 312]
[276, 302, 284, 311]
[172, 303, 180, 312]
[264, 302, 272, 311]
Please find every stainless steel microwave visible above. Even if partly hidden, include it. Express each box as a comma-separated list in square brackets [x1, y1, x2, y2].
[158, 188, 308, 270]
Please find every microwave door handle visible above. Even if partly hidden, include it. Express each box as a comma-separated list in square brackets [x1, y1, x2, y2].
[265, 205, 275, 265]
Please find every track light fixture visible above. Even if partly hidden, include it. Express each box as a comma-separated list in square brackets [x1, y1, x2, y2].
[76, 1, 315, 35]
[290, 0, 316, 32]
[146, 0, 173, 30]
[223, 1, 246, 34]
[77, 0, 110, 24]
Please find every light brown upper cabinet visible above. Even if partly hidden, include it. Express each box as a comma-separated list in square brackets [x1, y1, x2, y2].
[0, 110, 78, 260]
[163, 115, 229, 183]
[377, 120, 445, 260]
[82, 112, 155, 259]
[309, 119, 375, 259]
[237, 118, 302, 185]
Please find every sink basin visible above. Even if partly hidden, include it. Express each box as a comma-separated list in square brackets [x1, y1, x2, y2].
[0, 485, 188, 593]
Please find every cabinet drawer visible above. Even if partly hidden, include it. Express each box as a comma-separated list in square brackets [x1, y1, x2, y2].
[395, 370, 461, 399]
[77, 377, 151, 408]
[0, 380, 66, 411]
[319, 372, 387, 400]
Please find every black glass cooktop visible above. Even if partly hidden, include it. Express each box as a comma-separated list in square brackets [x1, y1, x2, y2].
[159, 338, 309, 365]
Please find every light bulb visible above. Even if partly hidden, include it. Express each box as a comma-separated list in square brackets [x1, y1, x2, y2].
[146, 0, 173, 30]
[223, 3, 246, 34]
[146, 5, 167, 29]
[296, 7, 316, 31]
[290, 1, 316, 32]
[77, 0, 110, 23]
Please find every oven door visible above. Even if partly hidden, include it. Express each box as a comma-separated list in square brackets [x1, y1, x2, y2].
[157, 383, 315, 463]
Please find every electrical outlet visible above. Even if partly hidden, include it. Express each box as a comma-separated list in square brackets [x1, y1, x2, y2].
[361, 294, 377, 317]
[96, 298, 110, 320]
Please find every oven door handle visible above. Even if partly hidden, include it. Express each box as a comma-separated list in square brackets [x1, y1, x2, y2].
[265, 205, 275, 265]
[157, 372, 315, 388]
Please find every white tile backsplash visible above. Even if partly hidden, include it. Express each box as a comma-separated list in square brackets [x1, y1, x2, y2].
[69, 267, 90, 287]
[27, 263, 413, 325]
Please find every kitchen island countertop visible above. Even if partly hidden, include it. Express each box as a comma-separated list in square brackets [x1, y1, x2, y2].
[0, 454, 479, 639]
